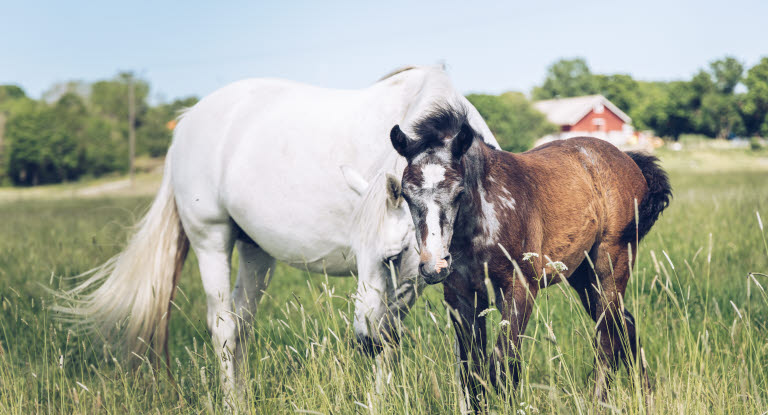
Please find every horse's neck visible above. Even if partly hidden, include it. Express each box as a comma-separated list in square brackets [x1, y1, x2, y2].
[453, 144, 491, 244]
[454, 144, 522, 250]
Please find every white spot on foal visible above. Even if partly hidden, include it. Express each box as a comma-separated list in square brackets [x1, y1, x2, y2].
[421, 164, 446, 189]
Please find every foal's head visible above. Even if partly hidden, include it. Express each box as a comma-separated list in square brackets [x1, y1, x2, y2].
[390, 107, 476, 284]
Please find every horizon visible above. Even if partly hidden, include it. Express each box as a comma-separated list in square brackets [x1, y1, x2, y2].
[2, 1, 767, 102]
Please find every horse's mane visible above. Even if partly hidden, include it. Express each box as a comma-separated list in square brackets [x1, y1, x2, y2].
[350, 149, 406, 253]
[375, 63, 448, 83]
[377, 66, 420, 82]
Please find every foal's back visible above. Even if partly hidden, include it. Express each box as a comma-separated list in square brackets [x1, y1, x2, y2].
[497, 137, 648, 276]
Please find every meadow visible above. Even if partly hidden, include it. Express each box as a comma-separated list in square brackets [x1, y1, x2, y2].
[0, 147, 767, 414]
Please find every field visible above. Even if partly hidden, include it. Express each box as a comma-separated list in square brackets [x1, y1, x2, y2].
[1, 147, 767, 414]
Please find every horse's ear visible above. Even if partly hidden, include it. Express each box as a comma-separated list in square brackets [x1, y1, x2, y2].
[451, 123, 474, 158]
[390, 125, 409, 158]
[385, 174, 403, 208]
[340, 165, 369, 196]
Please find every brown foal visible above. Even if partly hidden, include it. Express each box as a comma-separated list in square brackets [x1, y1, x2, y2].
[390, 105, 671, 410]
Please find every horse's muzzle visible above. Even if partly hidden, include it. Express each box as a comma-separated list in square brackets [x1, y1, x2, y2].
[419, 255, 451, 284]
[355, 330, 400, 357]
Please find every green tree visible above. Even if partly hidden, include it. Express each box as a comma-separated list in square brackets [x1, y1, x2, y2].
[743, 57, 768, 136]
[594, 74, 640, 115]
[90, 72, 149, 122]
[466, 92, 557, 152]
[0, 85, 26, 102]
[709, 56, 744, 94]
[697, 93, 745, 139]
[632, 81, 695, 139]
[138, 96, 198, 156]
[532, 58, 596, 100]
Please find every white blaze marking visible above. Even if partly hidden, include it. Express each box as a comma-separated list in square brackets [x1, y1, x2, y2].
[421, 164, 445, 189]
[424, 201, 443, 259]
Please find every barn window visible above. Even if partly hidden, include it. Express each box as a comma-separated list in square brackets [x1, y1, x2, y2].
[592, 118, 605, 131]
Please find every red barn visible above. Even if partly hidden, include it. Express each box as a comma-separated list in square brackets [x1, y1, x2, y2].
[533, 95, 635, 148]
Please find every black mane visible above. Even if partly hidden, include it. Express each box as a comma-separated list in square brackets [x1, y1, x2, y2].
[413, 104, 467, 141]
[397, 104, 474, 159]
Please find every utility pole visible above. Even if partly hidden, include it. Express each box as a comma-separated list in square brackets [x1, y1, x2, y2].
[128, 74, 136, 185]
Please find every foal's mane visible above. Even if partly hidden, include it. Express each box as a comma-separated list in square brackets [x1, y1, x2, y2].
[399, 103, 472, 158]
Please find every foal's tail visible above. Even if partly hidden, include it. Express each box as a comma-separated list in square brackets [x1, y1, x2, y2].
[53, 153, 189, 365]
[624, 151, 672, 241]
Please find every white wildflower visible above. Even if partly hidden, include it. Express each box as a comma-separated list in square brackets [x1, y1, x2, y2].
[522, 252, 539, 261]
[548, 261, 568, 272]
[478, 307, 496, 317]
[500, 320, 510, 328]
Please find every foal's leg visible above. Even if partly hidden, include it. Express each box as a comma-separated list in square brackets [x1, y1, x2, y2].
[231, 240, 275, 400]
[445, 285, 489, 412]
[188, 223, 238, 408]
[577, 243, 649, 401]
[490, 278, 538, 395]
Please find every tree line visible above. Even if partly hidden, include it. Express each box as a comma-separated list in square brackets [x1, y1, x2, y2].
[0, 72, 196, 186]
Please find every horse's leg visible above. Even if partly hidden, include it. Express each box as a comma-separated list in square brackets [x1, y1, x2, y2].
[231, 240, 275, 401]
[445, 285, 489, 412]
[576, 243, 649, 401]
[490, 278, 537, 397]
[188, 223, 238, 408]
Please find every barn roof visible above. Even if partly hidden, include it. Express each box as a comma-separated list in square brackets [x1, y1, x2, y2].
[533, 95, 631, 126]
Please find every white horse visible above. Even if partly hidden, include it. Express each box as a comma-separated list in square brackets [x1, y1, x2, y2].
[57, 65, 499, 404]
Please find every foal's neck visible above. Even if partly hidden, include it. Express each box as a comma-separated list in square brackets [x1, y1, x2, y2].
[454, 142, 522, 249]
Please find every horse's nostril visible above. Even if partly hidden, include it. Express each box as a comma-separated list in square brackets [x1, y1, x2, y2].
[419, 263, 428, 275]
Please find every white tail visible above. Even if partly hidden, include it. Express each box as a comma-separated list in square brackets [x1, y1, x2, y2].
[54, 153, 189, 363]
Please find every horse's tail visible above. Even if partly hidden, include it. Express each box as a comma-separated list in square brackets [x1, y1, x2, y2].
[54, 152, 189, 365]
[623, 151, 672, 242]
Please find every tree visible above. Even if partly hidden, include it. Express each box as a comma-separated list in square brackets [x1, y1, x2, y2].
[138, 96, 198, 157]
[466, 92, 557, 152]
[709, 56, 743, 95]
[90, 72, 149, 122]
[632, 81, 695, 139]
[0, 85, 26, 102]
[697, 93, 745, 139]
[532, 58, 596, 100]
[594, 74, 640, 115]
[743, 57, 768, 136]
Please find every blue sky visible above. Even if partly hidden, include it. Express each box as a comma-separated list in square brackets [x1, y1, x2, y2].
[2, 1, 766, 102]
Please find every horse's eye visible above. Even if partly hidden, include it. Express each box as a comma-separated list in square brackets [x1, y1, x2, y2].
[384, 251, 403, 268]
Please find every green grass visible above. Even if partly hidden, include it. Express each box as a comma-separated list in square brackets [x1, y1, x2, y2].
[1, 148, 767, 414]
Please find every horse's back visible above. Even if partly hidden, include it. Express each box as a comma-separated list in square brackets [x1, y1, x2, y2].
[169, 67, 471, 271]
[515, 137, 648, 263]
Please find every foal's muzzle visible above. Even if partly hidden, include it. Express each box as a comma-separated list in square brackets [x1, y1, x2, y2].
[418, 254, 452, 284]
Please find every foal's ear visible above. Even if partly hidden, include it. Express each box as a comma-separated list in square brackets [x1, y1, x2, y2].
[390, 125, 409, 158]
[340, 165, 369, 196]
[451, 123, 475, 158]
[385, 174, 403, 208]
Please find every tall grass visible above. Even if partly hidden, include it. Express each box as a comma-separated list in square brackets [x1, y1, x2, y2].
[1, 148, 767, 414]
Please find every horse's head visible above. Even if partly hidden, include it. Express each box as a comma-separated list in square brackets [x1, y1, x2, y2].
[341, 166, 421, 354]
[390, 106, 476, 285]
